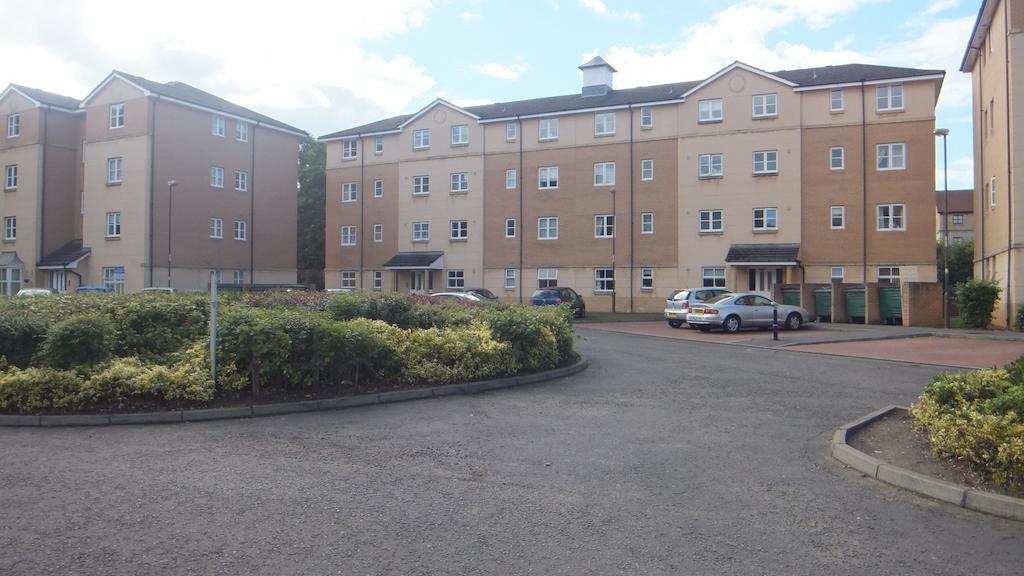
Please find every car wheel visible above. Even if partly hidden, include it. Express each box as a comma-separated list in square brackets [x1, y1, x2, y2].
[785, 312, 802, 330]
[667, 320, 683, 328]
[722, 315, 741, 334]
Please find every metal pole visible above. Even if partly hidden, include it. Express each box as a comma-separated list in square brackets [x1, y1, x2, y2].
[935, 129, 950, 329]
[167, 180, 176, 288]
[772, 303, 779, 341]
[209, 270, 218, 383]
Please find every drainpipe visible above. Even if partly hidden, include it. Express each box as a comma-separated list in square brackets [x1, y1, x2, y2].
[250, 123, 256, 286]
[39, 107, 48, 284]
[147, 96, 158, 287]
[1005, 2, 1014, 326]
[517, 116, 524, 304]
[860, 80, 868, 289]
[628, 104, 635, 312]
[359, 133, 365, 290]
[978, 63, 987, 279]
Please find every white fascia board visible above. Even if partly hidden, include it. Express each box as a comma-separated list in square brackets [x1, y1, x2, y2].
[0, 86, 82, 113]
[154, 95, 305, 137]
[79, 72, 151, 107]
[398, 98, 481, 129]
[792, 74, 946, 92]
[682, 61, 797, 99]
[477, 99, 683, 124]
[319, 129, 402, 142]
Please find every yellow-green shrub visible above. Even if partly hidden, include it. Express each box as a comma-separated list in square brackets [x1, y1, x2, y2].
[394, 321, 517, 385]
[0, 366, 83, 412]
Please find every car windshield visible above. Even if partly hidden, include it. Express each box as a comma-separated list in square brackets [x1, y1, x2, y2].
[470, 289, 496, 299]
[532, 290, 560, 298]
[669, 290, 690, 300]
[704, 294, 733, 305]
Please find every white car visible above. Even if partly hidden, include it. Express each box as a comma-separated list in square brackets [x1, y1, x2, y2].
[429, 292, 482, 303]
[664, 287, 731, 328]
[16, 288, 53, 297]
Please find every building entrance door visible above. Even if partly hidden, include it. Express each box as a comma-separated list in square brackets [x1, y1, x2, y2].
[410, 271, 426, 294]
[748, 267, 782, 299]
[49, 270, 67, 293]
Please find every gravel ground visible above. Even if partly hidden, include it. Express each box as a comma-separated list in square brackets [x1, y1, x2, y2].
[1, 327, 1022, 576]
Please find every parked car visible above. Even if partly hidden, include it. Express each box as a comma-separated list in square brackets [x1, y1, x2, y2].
[325, 288, 353, 293]
[530, 287, 585, 318]
[686, 292, 816, 333]
[452, 287, 498, 301]
[15, 288, 52, 297]
[429, 291, 482, 303]
[664, 287, 731, 328]
[76, 285, 113, 294]
[141, 287, 177, 294]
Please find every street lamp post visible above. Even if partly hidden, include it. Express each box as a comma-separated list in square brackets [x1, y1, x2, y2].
[935, 128, 950, 329]
[167, 180, 177, 288]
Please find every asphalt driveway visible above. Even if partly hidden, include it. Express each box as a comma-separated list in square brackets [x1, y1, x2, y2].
[1, 328, 1021, 575]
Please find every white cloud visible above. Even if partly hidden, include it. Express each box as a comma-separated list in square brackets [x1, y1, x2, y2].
[459, 11, 481, 21]
[452, 97, 496, 108]
[938, 155, 975, 190]
[578, 0, 642, 22]
[923, 0, 959, 16]
[471, 60, 529, 81]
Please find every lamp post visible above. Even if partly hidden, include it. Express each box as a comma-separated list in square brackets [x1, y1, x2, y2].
[167, 180, 177, 288]
[935, 128, 950, 329]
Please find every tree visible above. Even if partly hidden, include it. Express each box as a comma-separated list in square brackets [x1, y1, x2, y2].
[936, 238, 974, 287]
[297, 136, 325, 288]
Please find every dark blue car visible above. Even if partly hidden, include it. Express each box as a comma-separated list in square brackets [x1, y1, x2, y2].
[530, 287, 585, 318]
[76, 285, 113, 293]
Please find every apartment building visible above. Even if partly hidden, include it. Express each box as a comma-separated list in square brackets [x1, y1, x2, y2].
[0, 72, 303, 293]
[936, 189, 974, 243]
[962, 0, 1023, 327]
[321, 58, 943, 312]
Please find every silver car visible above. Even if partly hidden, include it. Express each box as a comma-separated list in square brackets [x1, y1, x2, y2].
[686, 292, 816, 333]
[663, 287, 731, 328]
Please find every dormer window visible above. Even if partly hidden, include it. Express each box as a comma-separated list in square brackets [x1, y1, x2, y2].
[6, 113, 19, 138]
[698, 99, 723, 123]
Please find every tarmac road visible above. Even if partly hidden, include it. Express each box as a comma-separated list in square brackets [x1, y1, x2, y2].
[1, 328, 1021, 575]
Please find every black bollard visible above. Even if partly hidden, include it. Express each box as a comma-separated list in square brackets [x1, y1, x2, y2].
[772, 304, 779, 341]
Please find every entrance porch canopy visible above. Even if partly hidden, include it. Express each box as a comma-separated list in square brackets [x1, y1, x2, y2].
[725, 243, 800, 266]
[382, 251, 444, 270]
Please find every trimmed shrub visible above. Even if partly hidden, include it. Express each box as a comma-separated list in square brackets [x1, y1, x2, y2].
[0, 313, 48, 368]
[483, 306, 559, 372]
[1016, 304, 1024, 332]
[955, 278, 1001, 328]
[0, 367, 83, 413]
[395, 320, 516, 385]
[112, 294, 208, 362]
[38, 312, 115, 369]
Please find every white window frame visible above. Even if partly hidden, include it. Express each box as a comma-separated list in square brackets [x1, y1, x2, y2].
[594, 214, 615, 239]
[594, 162, 615, 187]
[952, 214, 965, 225]
[343, 139, 358, 159]
[506, 121, 518, 142]
[374, 135, 384, 154]
[753, 150, 778, 175]
[235, 122, 248, 142]
[109, 103, 125, 129]
[504, 268, 517, 289]
[373, 271, 383, 290]
[702, 267, 726, 288]
[538, 118, 559, 141]
[341, 225, 357, 246]
[342, 182, 358, 203]
[594, 112, 616, 136]
[233, 270, 245, 285]
[877, 266, 901, 284]
[641, 212, 654, 234]
[373, 223, 383, 242]
[6, 113, 19, 138]
[698, 153, 723, 178]
[990, 176, 997, 207]
[412, 221, 430, 242]
[641, 159, 654, 181]
[451, 124, 469, 145]
[639, 106, 652, 129]
[413, 128, 430, 149]
[505, 168, 517, 190]
[210, 166, 224, 188]
[446, 269, 465, 289]
[538, 217, 558, 240]
[234, 170, 248, 192]
[698, 98, 723, 123]
[413, 175, 430, 195]
[699, 209, 723, 233]
[505, 218, 516, 238]
[340, 271, 357, 290]
[106, 211, 122, 238]
[3, 216, 15, 241]
[107, 157, 123, 184]
[538, 166, 559, 189]
[831, 266, 845, 281]
[450, 220, 468, 240]
[450, 172, 469, 194]
[876, 143, 906, 171]
[538, 268, 558, 288]
[594, 268, 615, 292]
[877, 204, 906, 231]
[830, 147, 845, 170]
[209, 217, 223, 239]
[831, 206, 845, 230]
[374, 179, 383, 198]
[212, 116, 226, 137]
[102, 267, 125, 294]
[641, 267, 654, 290]
[830, 89, 844, 112]
[233, 220, 247, 241]
[753, 207, 778, 231]
[4, 165, 17, 190]
[876, 84, 904, 112]
[752, 93, 777, 118]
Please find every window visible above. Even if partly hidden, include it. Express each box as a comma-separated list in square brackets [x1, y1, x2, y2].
[212, 116, 225, 137]
[210, 166, 224, 188]
[4, 165, 17, 190]
[831, 206, 845, 229]
[876, 84, 904, 111]
[413, 175, 430, 195]
[209, 217, 223, 239]
[641, 159, 654, 181]
[342, 182, 357, 202]
[538, 268, 558, 288]
[6, 113, 19, 138]
[505, 218, 516, 238]
[374, 135, 384, 154]
[595, 112, 616, 136]
[106, 212, 121, 238]
[539, 118, 559, 141]
[594, 162, 615, 186]
[341, 225, 357, 245]
[641, 268, 654, 290]
[506, 121, 517, 142]
[876, 143, 906, 170]
[831, 266, 844, 281]
[698, 154, 723, 178]
[233, 270, 245, 285]
[373, 271, 383, 290]
[753, 150, 778, 175]
[538, 217, 558, 240]
[234, 170, 248, 192]
[450, 220, 468, 240]
[952, 214, 965, 225]
[0, 267, 20, 296]
[374, 179, 383, 198]
[878, 266, 901, 284]
[829, 89, 844, 112]
[233, 220, 247, 241]
[343, 139, 358, 159]
[3, 216, 15, 240]
[877, 204, 906, 231]
[373, 223, 383, 242]
[504, 268, 517, 289]
[450, 172, 469, 193]
[340, 271, 357, 289]
[990, 176, 997, 207]
[102, 267, 125, 294]
[594, 214, 615, 238]
[830, 147, 845, 170]
[412, 221, 429, 241]
[235, 123, 248, 142]
[505, 169, 517, 189]
[753, 207, 778, 231]
[107, 157, 123, 184]
[640, 106, 652, 128]
[109, 103, 124, 129]
[595, 268, 615, 292]
[698, 98, 723, 123]
[413, 129, 430, 149]
[447, 269, 465, 289]
[451, 125, 469, 145]
[702, 267, 726, 288]
[641, 212, 654, 234]
[752, 93, 777, 118]
[538, 166, 559, 189]
[699, 209, 723, 232]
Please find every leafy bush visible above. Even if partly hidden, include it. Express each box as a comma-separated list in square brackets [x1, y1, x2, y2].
[394, 321, 516, 385]
[111, 294, 208, 362]
[1015, 304, 1024, 332]
[0, 313, 48, 368]
[955, 278, 1001, 328]
[483, 306, 560, 372]
[0, 367, 83, 413]
[38, 312, 115, 369]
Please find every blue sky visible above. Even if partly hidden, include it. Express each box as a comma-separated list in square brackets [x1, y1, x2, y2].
[0, 0, 981, 188]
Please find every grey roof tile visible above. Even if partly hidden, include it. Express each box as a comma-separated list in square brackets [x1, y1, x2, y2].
[936, 189, 973, 213]
[725, 243, 801, 264]
[9, 84, 80, 110]
[382, 251, 444, 268]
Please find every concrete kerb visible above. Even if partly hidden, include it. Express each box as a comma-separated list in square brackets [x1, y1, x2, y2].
[0, 356, 588, 428]
[831, 405, 1024, 522]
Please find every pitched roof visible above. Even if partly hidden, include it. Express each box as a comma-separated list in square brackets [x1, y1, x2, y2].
[962, 0, 997, 72]
[579, 56, 617, 72]
[382, 251, 444, 269]
[936, 189, 974, 214]
[320, 62, 945, 140]
[725, 243, 801, 264]
[5, 84, 80, 111]
[38, 239, 91, 268]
